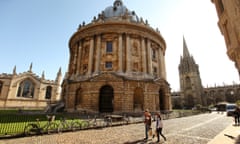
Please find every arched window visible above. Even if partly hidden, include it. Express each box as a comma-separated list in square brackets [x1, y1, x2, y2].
[45, 86, 52, 99]
[17, 79, 35, 98]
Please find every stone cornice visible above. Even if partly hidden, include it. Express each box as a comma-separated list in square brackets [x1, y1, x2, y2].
[69, 21, 166, 51]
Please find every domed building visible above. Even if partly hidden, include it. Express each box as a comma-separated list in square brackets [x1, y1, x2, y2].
[62, 0, 171, 113]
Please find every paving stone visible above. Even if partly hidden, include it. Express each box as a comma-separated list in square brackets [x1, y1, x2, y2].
[0, 112, 232, 144]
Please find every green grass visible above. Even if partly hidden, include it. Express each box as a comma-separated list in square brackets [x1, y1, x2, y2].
[1, 114, 47, 135]
[0, 111, 84, 136]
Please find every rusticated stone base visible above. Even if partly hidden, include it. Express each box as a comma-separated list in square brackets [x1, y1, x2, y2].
[63, 73, 171, 113]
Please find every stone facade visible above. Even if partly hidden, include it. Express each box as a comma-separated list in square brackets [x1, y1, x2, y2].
[211, 0, 240, 78]
[178, 37, 205, 108]
[62, 0, 171, 113]
[0, 64, 62, 109]
[172, 84, 240, 109]
[204, 84, 240, 105]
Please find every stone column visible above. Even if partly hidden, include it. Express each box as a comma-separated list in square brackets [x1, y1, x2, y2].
[77, 40, 82, 75]
[118, 34, 123, 72]
[141, 37, 147, 73]
[94, 35, 101, 74]
[159, 47, 167, 79]
[158, 47, 162, 78]
[147, 39, 152, 75]
[73, 46, 77, 74]
[126, 34, 131, 73]
[88, 37, 94, 75]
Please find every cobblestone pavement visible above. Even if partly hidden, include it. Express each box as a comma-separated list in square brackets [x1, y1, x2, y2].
[0, 112, 233, 144]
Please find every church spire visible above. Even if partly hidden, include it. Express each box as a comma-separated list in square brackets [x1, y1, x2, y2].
[28, 62, 33, 72]
[13, 65, 16, 75]
[183, 36, 190, 57]
[41, 71, 45, 80]
[55, 67, 62, 84]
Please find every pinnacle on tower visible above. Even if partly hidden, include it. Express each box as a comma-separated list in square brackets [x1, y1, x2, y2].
[41, 71, 45, 79]
[55, 67, 62, 84]
[13, 65, 16, 75]
[28, 63, 33, 72]
[183, 36, 190, 58]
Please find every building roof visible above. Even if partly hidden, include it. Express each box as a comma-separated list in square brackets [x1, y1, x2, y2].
[102, 0, 139, 22]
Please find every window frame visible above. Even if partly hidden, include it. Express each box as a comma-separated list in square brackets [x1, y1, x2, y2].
[17, 79, 35, 98]
[105, 61, 113, 69]
[106, 41, 113, 53]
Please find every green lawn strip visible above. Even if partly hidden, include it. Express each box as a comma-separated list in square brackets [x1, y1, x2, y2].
[0, 114, 85, 135]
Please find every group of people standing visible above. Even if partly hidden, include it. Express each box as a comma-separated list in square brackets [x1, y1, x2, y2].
[144, 109, 167, 143]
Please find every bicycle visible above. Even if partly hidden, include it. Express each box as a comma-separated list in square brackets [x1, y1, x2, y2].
[57, 117, 82, 133]
[24, 115, 58, 136]
[122, 114, 130, 125]
[103, 115, 112, 127]
[81, 115, 98, 129]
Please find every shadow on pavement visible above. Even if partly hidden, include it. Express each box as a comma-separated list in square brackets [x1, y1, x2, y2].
[123, 139, 160, 144]
[224, 134, 240, 144]
[235, 135, 240, 144]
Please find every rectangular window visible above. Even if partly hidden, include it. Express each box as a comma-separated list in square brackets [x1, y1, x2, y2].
[153, 67, 157, 73]
[106, 41, 113, 53]
[45, 86, 52, 99]
[152, 49, 156, 60]
[105, 62, 112, 69]
[153, 66, 158, 78]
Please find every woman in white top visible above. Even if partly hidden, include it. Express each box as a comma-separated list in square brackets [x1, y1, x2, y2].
[154, 112, 166, 143]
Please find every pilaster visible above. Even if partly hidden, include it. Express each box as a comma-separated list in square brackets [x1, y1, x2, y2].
[87, 37, 94, 75]
[118, 34, 123, 72]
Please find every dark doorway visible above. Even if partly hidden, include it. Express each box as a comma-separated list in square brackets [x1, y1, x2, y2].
[159, 89, 165, 110]
[99, 85, 114, 113]
[133, 87, 144, 111]
[186, 95, 194, 109]
[75, 88, 82, 110]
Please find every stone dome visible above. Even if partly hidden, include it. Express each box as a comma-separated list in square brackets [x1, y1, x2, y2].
[102, 0, 139, 22]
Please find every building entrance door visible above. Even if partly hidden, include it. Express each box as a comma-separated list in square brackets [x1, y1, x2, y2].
[99, 85, 114, 113]
[159, 89, 165, 110]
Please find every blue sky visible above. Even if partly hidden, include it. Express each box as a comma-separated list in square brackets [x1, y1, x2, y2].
[0, 0, 239, 91]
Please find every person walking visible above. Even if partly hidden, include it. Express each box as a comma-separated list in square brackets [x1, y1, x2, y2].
[236, 107, 240, 126]
[144, 109, 152, 140]
[153, 112, 166, 143]
[233, 107, 239, 126]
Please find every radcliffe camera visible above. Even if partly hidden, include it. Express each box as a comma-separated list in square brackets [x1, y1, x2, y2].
[0, 0, 240, 144]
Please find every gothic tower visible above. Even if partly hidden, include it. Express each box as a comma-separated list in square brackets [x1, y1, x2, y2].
[178, 37, 205, 108]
